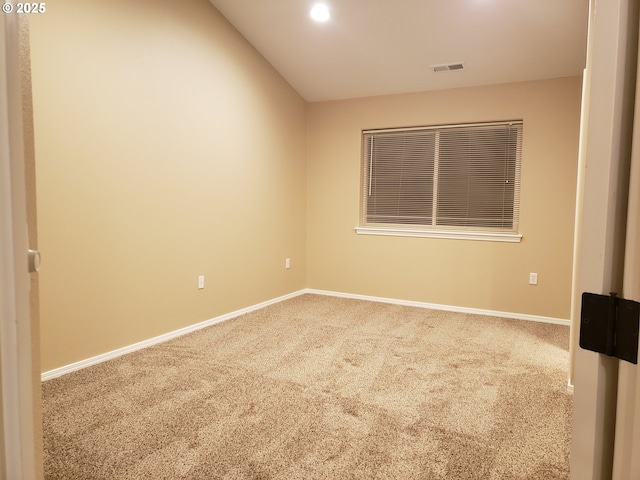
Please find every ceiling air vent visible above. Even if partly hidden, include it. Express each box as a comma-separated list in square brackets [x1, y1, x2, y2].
[432, 62, 465, 73]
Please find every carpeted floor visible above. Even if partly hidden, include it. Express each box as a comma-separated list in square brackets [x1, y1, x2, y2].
[42, 294, 572, 479]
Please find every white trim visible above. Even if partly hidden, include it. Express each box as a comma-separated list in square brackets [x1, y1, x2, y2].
[41, 290, 306, 381]
[1, 12, 37, 480]
[363, 120, 523, 135]
[355, 226, 523, 243]
[567, 382, 575, 395]
[303, 288, 570, 326]
[42, 287, 569, 382]
[0, 18, 22, 477]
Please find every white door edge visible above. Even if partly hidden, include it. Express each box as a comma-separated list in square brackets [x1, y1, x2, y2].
[570, 0, 639, 478]
[612, 12, 640, 479]
[0, 12, 37, 480]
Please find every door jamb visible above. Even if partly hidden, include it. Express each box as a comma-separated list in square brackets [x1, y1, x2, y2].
[0, 12, 37, 480]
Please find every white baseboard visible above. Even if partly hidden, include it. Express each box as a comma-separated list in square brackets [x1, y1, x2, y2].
[303, 288, 571, 326]
[41, 289, 307, 381]
[42, 288, 569, 382]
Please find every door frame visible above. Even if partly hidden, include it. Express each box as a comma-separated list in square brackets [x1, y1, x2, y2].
[0, 11, 38, 480]
[611, 11, 640, 479]
[570, 0, 639, 478]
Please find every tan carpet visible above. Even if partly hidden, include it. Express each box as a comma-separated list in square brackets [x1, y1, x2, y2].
[42, 294, 572, 479]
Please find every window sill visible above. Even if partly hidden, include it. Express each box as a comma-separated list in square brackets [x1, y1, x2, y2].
[354, 227, 523, 243]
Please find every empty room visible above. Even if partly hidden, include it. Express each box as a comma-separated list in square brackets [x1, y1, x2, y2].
[4, 0, 640, 478]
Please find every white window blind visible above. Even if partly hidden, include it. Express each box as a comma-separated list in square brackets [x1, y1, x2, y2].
[361, 121, 522, 237]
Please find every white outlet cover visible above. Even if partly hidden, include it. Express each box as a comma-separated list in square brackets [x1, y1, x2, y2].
[198, 275, 205, 289]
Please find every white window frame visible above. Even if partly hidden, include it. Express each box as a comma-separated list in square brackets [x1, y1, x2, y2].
[356, 121, 523, 243]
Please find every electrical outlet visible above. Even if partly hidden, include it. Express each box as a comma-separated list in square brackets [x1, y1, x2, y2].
[529, 272, 538, 285]
[285, 258, 291, 269]
[198, 275, 205, 289]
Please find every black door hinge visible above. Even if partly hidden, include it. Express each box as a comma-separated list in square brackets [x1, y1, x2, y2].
[580, 292, 640, 364]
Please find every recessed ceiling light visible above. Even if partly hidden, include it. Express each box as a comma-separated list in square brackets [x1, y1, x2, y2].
[310, 4, 330, 22]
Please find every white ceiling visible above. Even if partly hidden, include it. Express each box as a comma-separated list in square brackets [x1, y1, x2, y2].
[209, 0, 589, 103]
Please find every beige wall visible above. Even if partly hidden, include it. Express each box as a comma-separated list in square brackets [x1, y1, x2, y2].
[306, 77, 582, 319]
[30, 0, 307, 372]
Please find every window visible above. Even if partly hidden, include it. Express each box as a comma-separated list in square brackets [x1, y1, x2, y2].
[357, 121, 523, 242]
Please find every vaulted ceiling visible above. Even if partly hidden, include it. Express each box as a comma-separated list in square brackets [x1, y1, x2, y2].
[209, 0, 589, 102]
